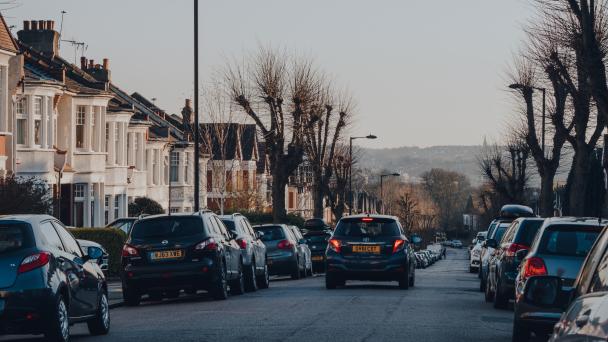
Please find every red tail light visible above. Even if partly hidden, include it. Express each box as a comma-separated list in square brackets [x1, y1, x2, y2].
[195, 238, 218, 251]
[361, 217, 374, 223]
[18, 252, 50, 274]
[236, 238, 247, 249]
[328, 238, 341, 253]
[522, 257, 547, 278]
[505, 243, 528, 257]
[392, 239, 406, 253]
[277, 240, 293, 250]
[122, 244, 139, 257]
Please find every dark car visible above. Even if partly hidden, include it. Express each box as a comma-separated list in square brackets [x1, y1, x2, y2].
[512, 217, 606, 340]
[304, 230, 331, 272]
[105, 217, 137, 235]
[325, 214, 416, 289]
[303, 218, 332, 232]
[486, 217, 544, 308]
[0, 215, 109, 342]
[254, 224, 306, 279]
[121, 211, 245, 305]
[288, 225, 313, 277]
[219, 214, 269, 291]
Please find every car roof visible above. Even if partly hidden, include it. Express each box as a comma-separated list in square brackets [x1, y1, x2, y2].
[542, 217, 608, 227]
[0, 214, 56, 225]
[218, 213, 244, 221]
[137, 211, 211, 222]
[340, 214, 398, 220]
[253, 223, 287, 228]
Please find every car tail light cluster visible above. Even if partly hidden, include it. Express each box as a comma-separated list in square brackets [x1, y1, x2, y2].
[236, 238, 247, 249]
[195, 238, 218, 251]
[505, 243, 528, 257]
[392, 239, 406, 253]
[18, 252, 50, 274]
[522, 256, 547, 278]
[122, 244, 139, 257]
[277, 240, 293, 250]
[328, 238, 341, 253]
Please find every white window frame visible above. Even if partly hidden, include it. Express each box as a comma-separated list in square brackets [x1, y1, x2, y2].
[76, 105, 86, 149]
[16, 96, 27, 146]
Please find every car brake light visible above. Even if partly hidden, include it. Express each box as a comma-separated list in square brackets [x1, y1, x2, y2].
[195, 238, 218, 251]
[392, 239, 406, 253]
[236, 238, 247, 249]
[328, 238, 341, 253]
[522, 256, 547, 278]
[18, 252, 50, 274]
[277, 240, 293, 250]
[361, 217, 374, 223]
[505, 243, 528, 257]
[122, 244, 139, 257]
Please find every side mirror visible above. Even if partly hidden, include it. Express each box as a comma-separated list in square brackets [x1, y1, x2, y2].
[515, 249, 529, 262]
[523, 276, 570, 308]
[411, 236, 422, 244]
[485, 239, 498, 249]
[86, 246, 103, 260]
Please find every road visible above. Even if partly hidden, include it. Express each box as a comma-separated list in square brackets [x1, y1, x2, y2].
[2, 248, 517, 342]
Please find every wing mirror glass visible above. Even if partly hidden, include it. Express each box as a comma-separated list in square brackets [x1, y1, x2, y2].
[86, 246, 103, 260]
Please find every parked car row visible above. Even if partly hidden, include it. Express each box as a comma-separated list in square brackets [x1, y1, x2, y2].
[470, 204, 608, 342]
[443, 240, 463, 248]
[415, 249, 442, 268]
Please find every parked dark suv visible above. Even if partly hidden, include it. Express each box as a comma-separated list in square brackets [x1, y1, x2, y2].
[486, 217, 544, 308]
[121, 211, 245, 305]
[0, 215, 109, 342]
[325, 214, 416, 289]
[302, 218, 332, 272]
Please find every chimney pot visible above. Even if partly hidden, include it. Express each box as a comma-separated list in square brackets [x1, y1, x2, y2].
[185, 98, 192, 108]
[102, 58, 109, 70]
[88, 59, 94, 69]
[38, 20, 45, 30]
[23, 20, 30, 31]
[46, 20, 54, 31]
[95, 64, 101, 69]
[80, 56, 87, 69]
[31, 20, 38, 30]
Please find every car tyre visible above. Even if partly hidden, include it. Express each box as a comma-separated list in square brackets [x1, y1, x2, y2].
[45, 295, 70, 342]
[87, 292, 110, 336]
[398, 268, 410, 290]
[493, 281, 509, 309]
[409, 268, 415, 287]
[512, 319, 530, 342]
[257, 261, 270, 289]
[291, 259, 301, 280]
[230, 260, 246, 295]
[211, 261, 229, 300]
[306, 263, 313, 277]
[245, 260, 258, 292]
[484, 278, 494, 302]
[165, 289, 180, 299]
[123, 285, 141, 307]
[469, 266, 476, 273]
[325, 272, 339, 289]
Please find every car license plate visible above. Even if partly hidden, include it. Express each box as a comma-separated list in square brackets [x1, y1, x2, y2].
[152, 250, 183, 260]
[352, 245, 381, 254]
[312, 256, 324, 261]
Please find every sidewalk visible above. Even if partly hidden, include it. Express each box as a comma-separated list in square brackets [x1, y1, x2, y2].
[107, 278, 123, 308]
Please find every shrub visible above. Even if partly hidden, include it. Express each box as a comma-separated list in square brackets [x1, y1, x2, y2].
[0, 175, 52, 214]
[71, 228, 127, 277]
[128, 197, 164, 216]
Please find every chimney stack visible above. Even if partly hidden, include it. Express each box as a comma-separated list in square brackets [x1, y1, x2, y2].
[18, 19, 60, 57]
[102, 58, 109, 70]
[84, 57, 111, 82]
[182, 98, 194, 140]
[80, 56, 87, 70]
[88, 59, 94, 69]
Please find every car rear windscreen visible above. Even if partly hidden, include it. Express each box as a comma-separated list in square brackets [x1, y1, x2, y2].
[493, 225, 509, 242]
[305, 234, 329, 243]
[255, 226, 286, 241]
[131, 217, 205, 240]
[515, 220, 544, 246]
[0, 223, 32, 253]
[538, 225, 601, 257]
[220, 220, 237, 233]
[334, 218, 401, 237]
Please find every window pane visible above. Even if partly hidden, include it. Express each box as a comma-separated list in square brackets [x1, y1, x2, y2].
[34, 119, 41, 145]
[38, 221, 64, 251]
[16, 119, 27, 145]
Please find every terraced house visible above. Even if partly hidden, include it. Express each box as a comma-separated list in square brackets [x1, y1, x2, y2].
[2, 18, 206, 226]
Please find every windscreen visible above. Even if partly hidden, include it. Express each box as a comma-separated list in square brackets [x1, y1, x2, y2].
[255, 226, 286, 242]
[538, 225, 601, 257]
[0, 223, 32, 253]
[493, 225, 509, 243]
[515, 220, 544, 246]
[131, 217, 204, 240]
[221, 220, 237, 233]
[334, 218, 401, 238]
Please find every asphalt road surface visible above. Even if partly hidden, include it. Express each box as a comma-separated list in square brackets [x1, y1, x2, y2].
[2, 248, 519, 342]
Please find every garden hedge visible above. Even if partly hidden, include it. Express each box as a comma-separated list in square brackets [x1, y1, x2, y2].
[71, 228, 127, 277]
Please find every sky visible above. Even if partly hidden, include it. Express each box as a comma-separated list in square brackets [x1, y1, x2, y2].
[3, 0, 534, 148]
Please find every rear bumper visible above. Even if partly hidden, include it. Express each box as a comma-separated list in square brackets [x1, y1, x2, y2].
[326, 251, 408, 281]
[267, 255, 297, 275]
[514, 302, 561, 334]
[0, 288, 54, 335]
[122, 258, 215, 291]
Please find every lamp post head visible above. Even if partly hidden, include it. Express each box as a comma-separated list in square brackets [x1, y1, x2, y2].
[392, 173, 400, 177]
[366, 134, 377, 140]
[509, 83, 525, 90]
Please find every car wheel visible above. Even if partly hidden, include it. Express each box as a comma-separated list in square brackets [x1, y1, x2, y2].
[469, 266, 476, 273]
[230, 260, 246, 295]
[325, 272, 339, 289]
[45, 295, 70, 342]
[398, 268, 410, 290]
[87, 292, 110, 335]
[307, 263, 313, 277]
[245, 261, 258, 292]
[185, 288, 197, 295]
[409, 267, 415, 287]
[257, 261, 270, 289]
[291, 259, 301, 280]
[512, 319, 530, 342]
[148, 290, 163, 301]
[484, 277, 494, 302]
[211, 261, 229, 300]
[479, 269, 486, 292]
[165, 289, 180, 299]
[123, 285, 141, 307]
[493, 280, 509, 309]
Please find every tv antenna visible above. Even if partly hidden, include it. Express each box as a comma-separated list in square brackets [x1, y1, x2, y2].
[61, 39, 87, 65]
[58, 11, 66, 48]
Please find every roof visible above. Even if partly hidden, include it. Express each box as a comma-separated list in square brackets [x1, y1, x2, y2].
[0, 14, 18, 54]
[201, 123, 242, 160]
[541, 217, 608, 227]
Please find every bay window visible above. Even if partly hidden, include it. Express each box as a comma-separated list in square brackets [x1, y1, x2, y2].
[76, 106, 85, 149]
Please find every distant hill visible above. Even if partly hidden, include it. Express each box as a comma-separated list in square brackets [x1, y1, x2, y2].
[359, 145, 486, 185]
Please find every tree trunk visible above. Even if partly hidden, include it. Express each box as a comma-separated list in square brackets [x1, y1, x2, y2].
[312, 174, 324, 218]
[566, 148, 592, 216]
[271, 172, 287, 223]
[539, 171, 555, 218]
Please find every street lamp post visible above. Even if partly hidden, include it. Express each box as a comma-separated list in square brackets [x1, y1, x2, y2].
[349, 134, 377, 215]
[193, 0, 201, 212]
[380, 173, 400, 214]
[509, 83, 547, 155]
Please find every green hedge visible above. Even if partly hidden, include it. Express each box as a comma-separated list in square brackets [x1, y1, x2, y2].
[71, 228, 127, 277]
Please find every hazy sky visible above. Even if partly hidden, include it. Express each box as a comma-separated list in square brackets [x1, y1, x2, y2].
[3, 0, 533, 148]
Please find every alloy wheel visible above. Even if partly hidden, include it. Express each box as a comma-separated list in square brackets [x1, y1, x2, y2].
[58, 299, 69, 342]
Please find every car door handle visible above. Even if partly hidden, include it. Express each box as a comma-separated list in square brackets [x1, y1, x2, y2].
[575, 314, 590, 328]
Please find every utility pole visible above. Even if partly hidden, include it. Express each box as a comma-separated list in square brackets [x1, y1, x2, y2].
[193, 0, 201, 211]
